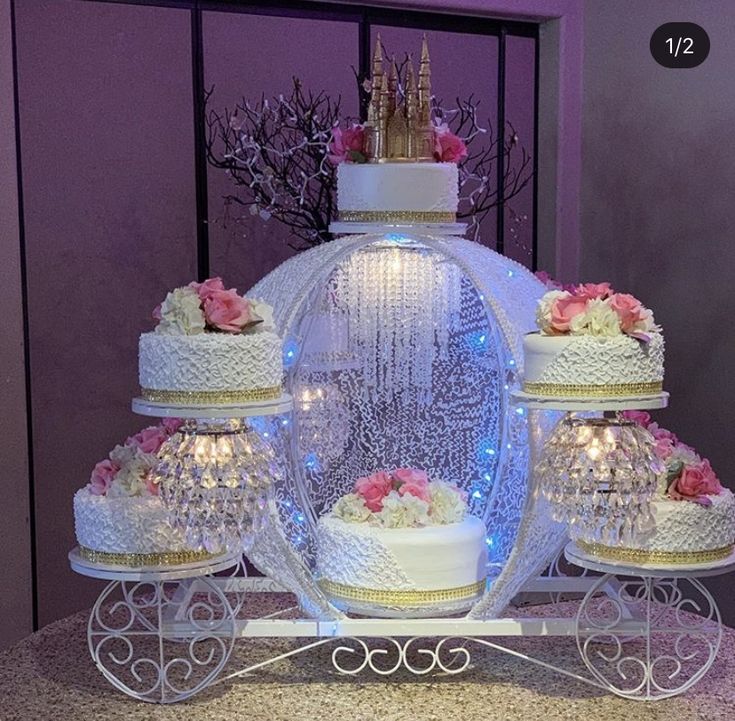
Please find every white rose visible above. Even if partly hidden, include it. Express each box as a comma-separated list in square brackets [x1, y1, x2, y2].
[669, 444, 700, 467]
[248, 299, 276, 332]
[428, 482, 467, 525]
[109, 443, 136, 468]
[570, 298, 622, 336]
[156, 287, 206, 336]
[331, 493, 371, 523]
[400, 493, 431, 527]
[375, 491, 409, 528]
[536, 290, 569, 334]
[108, 448, 155, 497]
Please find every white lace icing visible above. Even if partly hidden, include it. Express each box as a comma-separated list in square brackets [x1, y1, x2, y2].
[572, 489, 735, 552]
[337, 163, 459, 213]
[73, 489, 190, 554]
[315, 515, 487, 591]
[523, 333, 664, 386]
[138, 331, 283, 391]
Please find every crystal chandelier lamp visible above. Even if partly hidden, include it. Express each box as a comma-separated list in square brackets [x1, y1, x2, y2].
[154, 418, 284, 554]
[534, 413, 664, 546]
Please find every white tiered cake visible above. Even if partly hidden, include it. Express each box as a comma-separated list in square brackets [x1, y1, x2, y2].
[315, 469, 487, 617]
[73, 421, 218, 565]
[138, 277, 282, 405]
[572, 412, 735, 564]
[523, 283, 664, 398]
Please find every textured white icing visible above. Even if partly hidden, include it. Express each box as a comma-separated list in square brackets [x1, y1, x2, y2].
[139, 331, 283, 392]
[73, 489, 191, 554]
[523, 332, 664, 387]
[627, 490, 735, 552]
[315, 515, 487, 591]
[337, 162, 459, 213]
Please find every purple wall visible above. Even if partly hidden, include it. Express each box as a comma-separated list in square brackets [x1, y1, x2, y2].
[0, 0, 33, 648]
[204, 12, 359, 291]
[14, 0, 197, 627]
[581, 0, 735, 622]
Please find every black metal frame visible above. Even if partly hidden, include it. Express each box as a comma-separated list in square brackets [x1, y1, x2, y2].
[11, 0, 540, 630]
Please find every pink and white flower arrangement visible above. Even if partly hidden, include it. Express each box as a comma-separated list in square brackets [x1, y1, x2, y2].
[153, 277, 274, 336]
[331, 468, 468, 528]
[621, 412, 723, 506]
[327, 123, 468, 165]
[535, 282, 660, 342]
[86, 420, 183, 499]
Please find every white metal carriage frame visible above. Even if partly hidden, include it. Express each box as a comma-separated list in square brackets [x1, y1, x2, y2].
[70, 229, 733, 704]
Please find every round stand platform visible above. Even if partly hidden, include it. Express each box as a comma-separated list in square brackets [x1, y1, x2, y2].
[329, 221, 467, 237]
[511, 390, 669, 412]
[131, 393, 293, 419]
[564, 541, 735, 578]
[68, 546, 241, 581]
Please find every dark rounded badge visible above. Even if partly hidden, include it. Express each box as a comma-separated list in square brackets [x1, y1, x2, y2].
[650, 23, 710, 68]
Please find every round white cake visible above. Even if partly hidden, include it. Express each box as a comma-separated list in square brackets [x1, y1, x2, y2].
[574, 489, 735, 564]
[139, 330, 283, 404]
[316, 515, 487, 617]
[336, 162, 459, 223]
[73, 490, 211, 565]
[523, 332, 664, 397]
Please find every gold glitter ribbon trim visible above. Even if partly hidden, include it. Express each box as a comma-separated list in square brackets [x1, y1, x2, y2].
[338, 210, 456, 224]
[79, 546, 219, 567]
[522, 381, 663, 398]
[319, 578, 486, 606]
[141, 385, 282, 404]
[577, 541, 734, 565]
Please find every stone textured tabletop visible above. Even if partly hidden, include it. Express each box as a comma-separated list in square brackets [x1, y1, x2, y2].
[0, 595, 733, 721]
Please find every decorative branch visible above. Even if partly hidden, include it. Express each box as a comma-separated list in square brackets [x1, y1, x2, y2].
[206, 62, 534, 251]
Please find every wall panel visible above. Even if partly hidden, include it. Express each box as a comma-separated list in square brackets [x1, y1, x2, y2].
[15, 0, 196, 626]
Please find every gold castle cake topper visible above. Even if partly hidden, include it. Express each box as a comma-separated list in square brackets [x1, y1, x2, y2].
[363, 34, 435, 163]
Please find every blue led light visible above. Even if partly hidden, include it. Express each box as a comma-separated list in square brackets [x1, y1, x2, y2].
[281, 418, 289, 426]
[472, 490, 482, 499]
[507, 270, 514, 277]
[509, 359, 515, 366]
[486, 536, 494, 547]
[515, 407, 525, 415]
[296, 514, 304, 523]
[283, 339, 298, 367]
[484, 473, 492, 481]
[304, 452, 319, 470]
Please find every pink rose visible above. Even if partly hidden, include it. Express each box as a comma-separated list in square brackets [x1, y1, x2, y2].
[670, 459, 723, 503]
[161, 418, 184, 435]
[152, 303, 162, 321]
[394, 468, 431, 502]
[89, 459, 118, 496]
[549, 294, 588, 333]
[648, 423, 678, 446]
[204, 289, 255, 332]
[354, 471, 392, 512]
[127, 426, 168, 455]
[189, 277, 225, 302]
[575, 282, 613, 300]
[608, 293, 645, 333]
[433, 125, 468, 164]
[621, 410, 652, 427]
[328, 125, 365, 164]
[653, 436, 675, 460]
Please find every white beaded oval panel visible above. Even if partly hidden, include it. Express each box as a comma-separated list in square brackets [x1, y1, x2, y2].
[248, 233, 561, 614]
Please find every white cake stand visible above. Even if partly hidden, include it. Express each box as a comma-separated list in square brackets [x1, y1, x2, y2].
[329, 221, 467, 237]
[132, 393, 293, 419]
[564, 541, 733, 700]
[511, 389, 669, 412]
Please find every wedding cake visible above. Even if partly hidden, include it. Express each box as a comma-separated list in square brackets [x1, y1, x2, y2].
[73, 420, 219, 565]
[316, 469, 487, 617]
[329, 35, 466, 226]
[138, 277, 282, 405]
[523, 282, 664, 397]
[573, 412, 735, 564]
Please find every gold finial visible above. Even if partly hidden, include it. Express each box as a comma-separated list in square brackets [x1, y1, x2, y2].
[362, 35, 435, 163]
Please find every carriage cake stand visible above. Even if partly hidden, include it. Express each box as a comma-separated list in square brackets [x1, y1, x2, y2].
[68, 386, 734, 704]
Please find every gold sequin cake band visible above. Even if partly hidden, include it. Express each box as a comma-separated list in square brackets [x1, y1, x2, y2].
[577, 540, 734, 565]
[319, 578, 486, 606]
[522, 381, 663, 398]
[79, 546, 218, 567]
[141, 385, 282, 404]
[338, 210, 456, 224]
